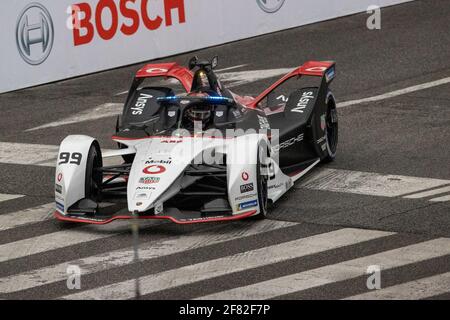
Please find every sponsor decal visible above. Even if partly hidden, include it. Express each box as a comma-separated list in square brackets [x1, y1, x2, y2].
[258, 115, 270, 129]
[325, 67, 336, 83]
[238, 199, 258, 210]
[180, 100, 190, 105]
[320, 114, 327, 131]
[140, 177, 160, 184]
[292, 91, 315, 113]
[268, 183, 283, 190]
[55, 194, 64, 202]
[235, 193, 257, 201]
[272, 134, 304, 154]
[317, 135, 326, 144]
[55, 184, 63, 194]
[242, 172, 249, 181]
[57, 173, 63, 182]
[71, 0, 186, 46]
[136, 202, 143, 206]
[55, 201, 64, 212]
[16, 3, 54, 65]
[168, 110, 176, 118]
[256, 0, 286, 13]
[161, 139, 182, 144]
[132, 93, 153, 116]
[154, 202, 164, 214]
[143, 165, 166, 175]
[136, 186, 156, 191]
[240, 183, 254, 194]
[134, 192, 150, 200]
[146, 157, 172, 165]
[146, 67, 168, 74]
[216, 111, 224, 118]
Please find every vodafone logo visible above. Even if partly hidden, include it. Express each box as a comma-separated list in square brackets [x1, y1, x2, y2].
[146, 67, 169, 74]
[242, 172, 249, 181]
[71, 0, 186, 46]
[305, 66, 327, 72]
[143, 165, 166, 175]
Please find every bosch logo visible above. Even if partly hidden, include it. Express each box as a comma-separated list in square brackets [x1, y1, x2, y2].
[256, 0, 286, 13]
[16, 3, 54, 65]
[71, 0, 186, 46]
[143, 165, 166, 175]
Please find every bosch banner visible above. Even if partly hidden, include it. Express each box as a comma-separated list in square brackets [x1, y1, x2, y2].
[0, 0, 412, 93]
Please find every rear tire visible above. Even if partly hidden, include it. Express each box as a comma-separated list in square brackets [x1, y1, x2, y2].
[85, 142, 103, 202]
[322, 92, 338, 163]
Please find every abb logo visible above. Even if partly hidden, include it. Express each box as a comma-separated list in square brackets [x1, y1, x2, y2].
[72, 0, 186, 46]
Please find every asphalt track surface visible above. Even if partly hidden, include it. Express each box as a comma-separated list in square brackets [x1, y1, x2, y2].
[0, 0, 449, 300]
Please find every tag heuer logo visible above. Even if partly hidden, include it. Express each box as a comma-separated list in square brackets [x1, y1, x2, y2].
[16, 3, 54, 65]
[256, 0, 286, 13]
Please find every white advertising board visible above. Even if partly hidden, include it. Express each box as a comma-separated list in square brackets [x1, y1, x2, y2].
[0, 0, 413, 93]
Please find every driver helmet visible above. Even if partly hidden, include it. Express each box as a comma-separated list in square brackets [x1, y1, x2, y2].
[186, 104, 212, 123]
[186, 93, 212, 126]
[193, 70, 210, 91]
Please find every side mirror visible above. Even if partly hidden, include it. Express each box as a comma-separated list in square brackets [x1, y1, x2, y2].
[189, 56, 198, 70]
[211, 56, 219, 69]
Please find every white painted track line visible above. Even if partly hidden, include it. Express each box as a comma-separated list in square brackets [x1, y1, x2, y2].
[0, 194, 23, 204]
[0, 203, 54, 232]
[0, 142, 116, 167]
[404, 186, 450, 199]
[0, 142, 59, 167]
[345, 272, 450, 300]
[0, 221, 164, 263]
[62, 228, 392, 300]
[0, 220, 294, 294]
[430, 194, 450, 202]
[337, 77, 450, 108]
[198, 238, 450, 300]
[298, 168, 450, 198]
[26, 103, 123, 132]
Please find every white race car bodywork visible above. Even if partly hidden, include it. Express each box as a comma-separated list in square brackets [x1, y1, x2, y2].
[54, 133, 307, 220]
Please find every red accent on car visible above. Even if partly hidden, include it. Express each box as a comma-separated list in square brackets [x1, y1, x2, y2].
[249, 61, 335, 108]
[135, 63, 193, 92]
[54, 210, 257, 225]
[242, 172, 249, 181]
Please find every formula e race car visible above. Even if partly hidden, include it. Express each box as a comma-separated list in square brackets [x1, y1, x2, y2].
[54, 56, 338, 224]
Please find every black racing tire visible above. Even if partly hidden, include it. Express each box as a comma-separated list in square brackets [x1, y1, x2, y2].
[322, 92, 338, 163]
[255, 144, 269, 219]
[85, 142, 103, 202]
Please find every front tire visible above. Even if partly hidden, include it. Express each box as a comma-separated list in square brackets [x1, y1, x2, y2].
[85, 142, 103, 202]
[256, 145, 269, 218]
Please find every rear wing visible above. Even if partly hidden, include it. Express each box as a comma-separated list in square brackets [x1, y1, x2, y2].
[250, 61, 336, 108]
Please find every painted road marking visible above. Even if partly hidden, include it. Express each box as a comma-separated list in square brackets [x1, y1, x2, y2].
[0, 194, 24, 204]
[62, 228, 392, 299]
[404, 186, 450, 199]
[0, 203, 54, 232]
[337, 76, 450, 108]
[0, 142, 115, 167]
[0, 142, 59, 167]
[198, 238, 450, 300]
[430, 194, 450, 202]
[298, 168, 450, 200]
[0, 220, 164, 263]
[26, 103, 123, 132]
[0, 220, 295, 294]
[345, 272, 450, 300]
